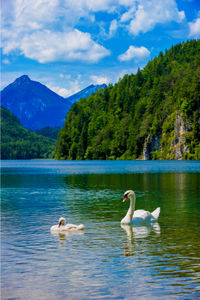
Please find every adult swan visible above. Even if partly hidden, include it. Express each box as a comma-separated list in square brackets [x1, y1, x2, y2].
[121, 190, 160, 224]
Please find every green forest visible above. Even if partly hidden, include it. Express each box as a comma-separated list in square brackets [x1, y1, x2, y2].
[55, 40, 200, 160]
[1, 106, 56, 159]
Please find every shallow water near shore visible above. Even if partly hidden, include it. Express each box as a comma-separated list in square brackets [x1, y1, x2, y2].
[1, 160, 200, 299]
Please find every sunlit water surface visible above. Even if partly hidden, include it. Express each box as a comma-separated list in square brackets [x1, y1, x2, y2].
[1, 160, 200, 300]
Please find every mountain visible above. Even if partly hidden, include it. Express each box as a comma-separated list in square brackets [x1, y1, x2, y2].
[1, 106, 56, 159]
[55, 40, 200, 160]
[1, 76, 107, 131]
[34, 126, 60, 139]
[66, 84, 107, 103]
[1, 75, 72, 130]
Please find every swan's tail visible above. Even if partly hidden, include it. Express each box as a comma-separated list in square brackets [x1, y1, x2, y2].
[151, 207, 160, 220]
[77, 224, 85, 230]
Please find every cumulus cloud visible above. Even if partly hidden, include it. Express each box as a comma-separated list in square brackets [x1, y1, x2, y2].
[90, 75, 110, 85]
[120, 6, 136, 23]
[1, 0, 187, 64]
[3, 28, 110, 63]
[128, 0, 185, 35]
[81, 0, 117, 13]
[48, 79, 81, 97]
[118, 45, 150, 62]
[48, 86, 72, 98]
[188, 16, 200, 38]
[1, 0, 111, 63]
[19, 29, 110, 63]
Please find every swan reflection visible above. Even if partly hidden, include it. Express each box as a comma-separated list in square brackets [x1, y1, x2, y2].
[51, 228, 84, 246]
[121, 223, 160, 256]
[121, 223, 160, 239]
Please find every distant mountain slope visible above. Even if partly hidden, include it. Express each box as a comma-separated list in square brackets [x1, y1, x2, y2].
[55, 40, 200, 160]
[1, 106, 56, 159]
[66, 84, 107, 103]
[1, 75, 72, 130]
[1, 76, 107, 131]
[35, 126, 60, 139]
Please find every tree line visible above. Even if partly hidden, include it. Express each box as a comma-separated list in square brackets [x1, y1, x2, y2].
[55, 40, 200, 160]
[1, 106, 56, 159]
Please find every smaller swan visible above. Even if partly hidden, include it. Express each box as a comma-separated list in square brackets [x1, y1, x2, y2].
[121, 190, 160, 224]
[50, 217, 85, 232]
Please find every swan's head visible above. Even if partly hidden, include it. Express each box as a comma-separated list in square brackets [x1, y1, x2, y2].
[58, 217, 66, 227]
[123, 190, 135, 202]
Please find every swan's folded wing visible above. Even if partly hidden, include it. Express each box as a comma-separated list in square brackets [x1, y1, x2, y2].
[50, 225, 59, 231]
[133, 209, 151, 219]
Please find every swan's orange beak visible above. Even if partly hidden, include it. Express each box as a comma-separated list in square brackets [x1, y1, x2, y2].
[123, 196, 127, 202]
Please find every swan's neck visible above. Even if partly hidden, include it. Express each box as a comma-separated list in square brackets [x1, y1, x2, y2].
[121, 193, 136, 224]
[128, 194, 135, 218]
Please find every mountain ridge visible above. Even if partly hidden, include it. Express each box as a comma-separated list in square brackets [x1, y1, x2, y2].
[66, 84, 107, 103]
[1, 75, 71, 130]
[1, 76, 107, 130]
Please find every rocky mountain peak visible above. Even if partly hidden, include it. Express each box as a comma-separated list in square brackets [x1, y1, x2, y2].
[14, 75, 31, 86]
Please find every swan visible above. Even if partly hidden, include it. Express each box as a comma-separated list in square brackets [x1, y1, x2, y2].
[121, 190, 160, 224]
[50, 217, 85, 232]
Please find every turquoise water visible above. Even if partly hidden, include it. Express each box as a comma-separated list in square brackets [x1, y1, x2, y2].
[1, 160, 200, 299]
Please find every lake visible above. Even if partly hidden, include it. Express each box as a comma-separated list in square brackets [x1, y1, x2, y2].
[1, 160, 200, 300]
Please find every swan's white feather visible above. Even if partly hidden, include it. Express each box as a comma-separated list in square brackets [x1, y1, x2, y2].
[50, 221, 84, 232]
[121, 190, 160, 224]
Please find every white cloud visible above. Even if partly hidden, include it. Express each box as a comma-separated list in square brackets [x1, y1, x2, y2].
[109, 19, 118, 37]
[48, 79, 81, 98]
[118, 45, 150, 62]
[59, 74, 72, 80]
[9, 29, 110, 63]
[4, 0, 59, 33]
[118, 0, 134, 6]
[90, 75, 110, 85]
[48, 86, 71, 98]
[188, 17, 200, 38]
[116, 67, 138, 81]
[120, 6, 136, 23]
[1, 0, 188, 65]
[128, 0, 185, 35]
[1, 0, 111, 63]
[84, 0, 117, 12]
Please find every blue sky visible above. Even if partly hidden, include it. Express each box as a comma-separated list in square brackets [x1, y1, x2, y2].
[1, 0, 200, 97]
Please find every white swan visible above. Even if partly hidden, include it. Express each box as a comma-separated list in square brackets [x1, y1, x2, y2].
[50, 217, 85, 232]
[121, 190, 160, 224]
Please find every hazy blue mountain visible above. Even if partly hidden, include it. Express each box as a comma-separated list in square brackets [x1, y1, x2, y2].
[1, 75, 72, 130]
[66, 84, 107, 103]
[1, 76, 107, 131]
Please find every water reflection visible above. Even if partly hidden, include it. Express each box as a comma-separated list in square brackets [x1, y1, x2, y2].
[121, 223, 161, 256]
[1, 161, 200, 300]
[51, 230, 85, 246]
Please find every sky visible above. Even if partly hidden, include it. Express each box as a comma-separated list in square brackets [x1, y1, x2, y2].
[1, 0, 200, 98]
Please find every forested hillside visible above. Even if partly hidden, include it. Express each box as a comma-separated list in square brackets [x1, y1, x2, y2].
[1, 106, 56, 159]
[55, 40, 200, 160]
